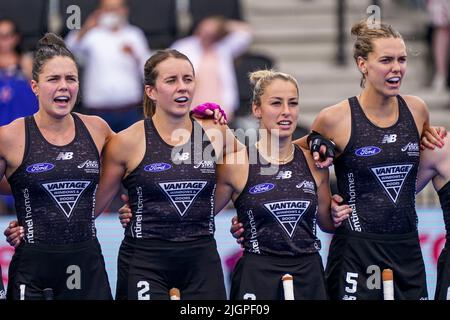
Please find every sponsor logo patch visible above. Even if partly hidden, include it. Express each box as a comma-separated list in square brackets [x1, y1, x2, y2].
[173, 152, 190, 162]
[370, 164, 413, 203]
[401, 142, 420, 156]
[355, 146, 381, 157]
[275, 170, 292, 180]
[56, 152, 74, 160]
[42, 180, 92, 219]
[249, 183, 275, 195]
[295, 180, 316, 194]
[26, 163, 55, 173]
[158, 181, 208, 217]
[193, 160, 215, 174]
[381, 134, 397, 144]
[77, 160, 99, 173]
[144, 163, 172, 173]
[263, 200, 310, 238]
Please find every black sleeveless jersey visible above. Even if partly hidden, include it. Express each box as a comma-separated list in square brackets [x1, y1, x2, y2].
[234, 144, 321, 256]
[122, 118, 216, 241]
[438, 181, 450, 235]
[8, 114, 100, 244]
[334, 95, 420, 234]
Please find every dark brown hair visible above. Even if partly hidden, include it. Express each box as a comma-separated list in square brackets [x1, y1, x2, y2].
[142, 49, 194, 118]
[32, 33, 78, 82]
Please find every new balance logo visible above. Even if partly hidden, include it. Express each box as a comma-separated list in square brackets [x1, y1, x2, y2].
[56, 152, 74, 160]
[173, 152, 190, 162]
[276, 170, 292, 180]
[370, 164, 413, 203]
[263, 200, 310, 238]
[381, 134, 397, 144]
[42, 180, 91, 219]
[158, 181, 207, 217]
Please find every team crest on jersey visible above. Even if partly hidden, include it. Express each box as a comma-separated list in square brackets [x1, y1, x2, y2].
[42, 180, 92, 219]
[370, 164, 413, 203]
[263, 200, 310, 238]
[158, 181, 208, 217]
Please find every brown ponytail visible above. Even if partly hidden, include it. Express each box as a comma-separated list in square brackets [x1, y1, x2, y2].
[32, 33, 78, 82]
[143, 49, 194, 118]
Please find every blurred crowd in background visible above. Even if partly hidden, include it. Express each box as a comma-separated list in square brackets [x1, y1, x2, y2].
[1, 0, 449, 214]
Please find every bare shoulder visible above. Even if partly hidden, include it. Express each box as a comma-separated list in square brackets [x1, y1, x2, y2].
[74, 113, 114, 136]
[402, 95, 427, 109]
[0, 118, 25, 146]
[111, 120, 145, 148]
[314, 99, 350, 132]
[311, 99, 351, 152]
[402, 95, 429, 117]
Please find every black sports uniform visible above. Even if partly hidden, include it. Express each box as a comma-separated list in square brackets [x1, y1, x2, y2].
[6, 114, 112, 300]
[230, 145, 327, 300]
[326, 96, 428, 300]
[116, 118, 226, 300]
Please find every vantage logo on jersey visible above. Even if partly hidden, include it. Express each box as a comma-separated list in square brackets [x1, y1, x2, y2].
[42, 180, 92, 219]
[370, 164, 413, 203]
[263, 200, 310, 238]
[158, 181, 207, 217]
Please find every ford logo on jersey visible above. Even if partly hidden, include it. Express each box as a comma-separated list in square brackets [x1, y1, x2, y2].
[144, 163, 172, 172]
[26, 163, 55, 173]
[249, 183, 275, 194]
[355, 146, 381, 157]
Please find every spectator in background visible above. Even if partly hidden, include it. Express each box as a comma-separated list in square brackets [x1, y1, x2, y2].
[0, 17, 38, 217]
[427, 0, 450, 91]
[65, 0, 151, 133]
[0, 17, 38, 127]
[171, 15, 252, 122]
